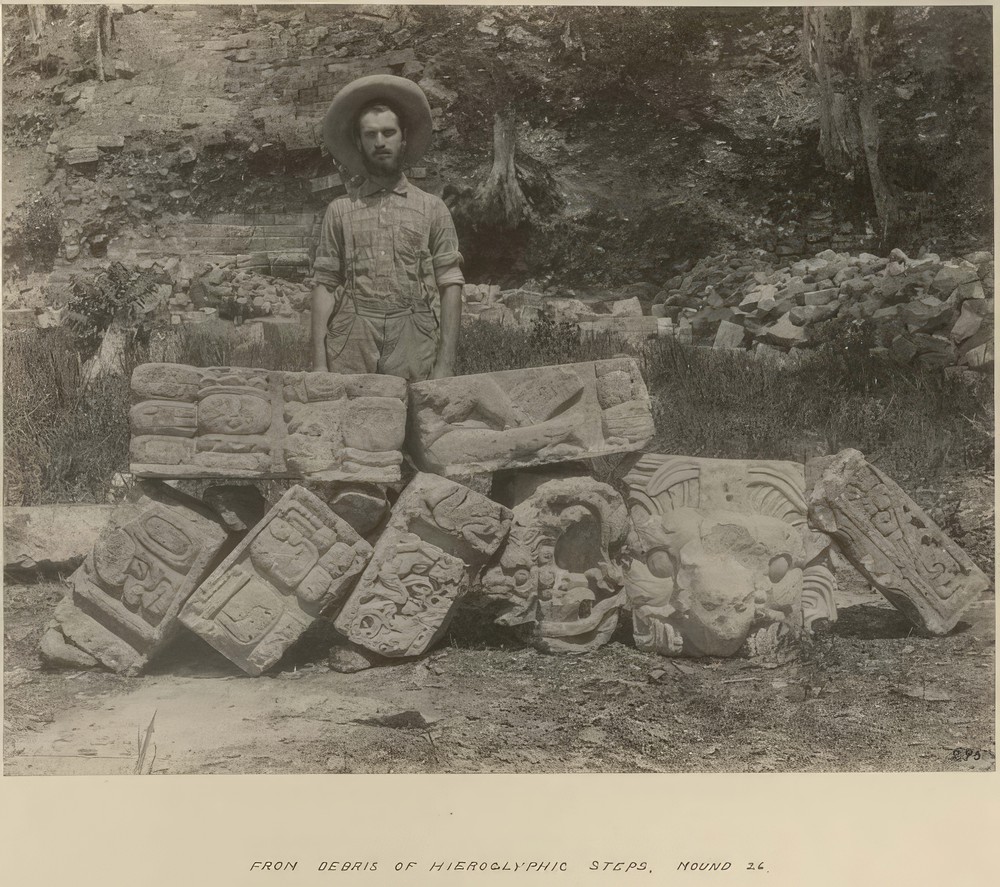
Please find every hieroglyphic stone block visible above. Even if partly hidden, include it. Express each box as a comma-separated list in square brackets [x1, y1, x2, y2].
[623, 455, 836, 657]
[335, 473, 512, 657]
[179, 486, 372, 676]
[51, 483, 229, 674]
[482, 478, 631, 654]
[808, 448, 991, 635]
[406, 358, 653, 477]
[129, 363, 406, 481]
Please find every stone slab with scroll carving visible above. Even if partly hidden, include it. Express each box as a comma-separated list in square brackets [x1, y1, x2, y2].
[129, 363, 407, 481]
[623, 455, 836, 657]
[179, 486, 373, 676]
[47, 482, 230, 674]
[406, 358, 653, 477]
[335, 473, 512, 657]
[482, 477, 631, 654]
[808, 448, 990, 635]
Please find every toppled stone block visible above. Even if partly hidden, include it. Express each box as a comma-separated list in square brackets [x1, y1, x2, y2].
[624, 455, 836, 657]
[49, 483, 229, 674]
[407, 359, 653, 478]
[759, 313, 807, 349]
[713, 319, 746, 350]
[179, 486, 372, 676]
[482, 477, 630, 654]
[809, 449, 990, 635]
[334, 473, 511, 657]
[65, 147, 99, 167]
[129, 363, 407, 482]
[39, 624, 100, 669]
[949, 299, 987, 345]
[610, 296, 643, 317]
[4, 505, 139, 575]
[309, 482, 390, 537]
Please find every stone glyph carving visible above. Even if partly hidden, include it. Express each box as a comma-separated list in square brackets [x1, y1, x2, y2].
[406, 359, 653, 477]
[482, 478, 631, 654]
[335, 473, 511, 657]
[179, 486, 372, 676]
[623, 455, 837, 657]
[48, 482, 229, 674]
[129, 363, 407, 481]
[808, 448, 990, 635]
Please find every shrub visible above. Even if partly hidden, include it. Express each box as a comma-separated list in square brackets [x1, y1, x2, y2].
[2, 195, 61, 279]
[66, 263, 160, 356]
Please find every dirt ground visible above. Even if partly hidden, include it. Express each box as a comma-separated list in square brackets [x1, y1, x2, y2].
[4, 567, 994, 776]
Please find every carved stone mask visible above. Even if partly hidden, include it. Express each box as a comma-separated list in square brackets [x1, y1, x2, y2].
[482, 478, 630, 653]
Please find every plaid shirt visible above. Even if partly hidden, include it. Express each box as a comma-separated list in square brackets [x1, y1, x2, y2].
[312, 175, 464, 314]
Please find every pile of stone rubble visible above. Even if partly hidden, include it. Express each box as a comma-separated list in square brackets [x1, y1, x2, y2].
[34, 357, 990, 676]
[460, 248, 994, 374]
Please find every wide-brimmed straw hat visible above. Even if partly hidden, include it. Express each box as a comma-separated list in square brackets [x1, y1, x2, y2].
[322, 74, 433, 177]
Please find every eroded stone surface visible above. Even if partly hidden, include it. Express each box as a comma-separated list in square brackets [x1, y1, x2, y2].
[623, 455, 834, 657]
[51, 483, 229, 674]
[335, 473, 511, 657]
[407, 359, 653, 477]
[179, 486, 372, 676]
[129, 363, 407, 481]
[482, 477, 631, 654]
[4, 504, 139, 574]
[808, 448, 990, 635]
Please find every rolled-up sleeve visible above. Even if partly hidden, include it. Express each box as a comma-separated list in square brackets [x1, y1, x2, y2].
[428, 198, 465, 288]
[311, 202, 345, 289]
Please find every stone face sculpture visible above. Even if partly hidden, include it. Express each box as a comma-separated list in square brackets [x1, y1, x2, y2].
[335, 473, 511, 657]
[129, 363, 407, 482]
[406, 358, 654, 477]
[482, 478, 631, 654]
[44, 482, 230, 674]
[623, 455, 837, 657]
[809, 448, 991, 635]
[179, 486, 373, 676]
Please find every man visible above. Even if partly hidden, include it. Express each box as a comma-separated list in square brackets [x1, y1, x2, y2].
[311, 75, 464, 382]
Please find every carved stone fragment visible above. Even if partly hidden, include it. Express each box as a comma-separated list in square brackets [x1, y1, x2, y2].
[482, 477, 631, 654]
[179, 486, 373, 676]
[335, 473, 511, 657]
[129, 363, 407, 481]
[623, 455, 835, 657]
[49, 482, 229, 674]
[406, 359, 653, 477]
[808, 448, 990, 635]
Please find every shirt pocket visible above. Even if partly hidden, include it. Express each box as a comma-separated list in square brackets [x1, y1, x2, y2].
[394, 223, 427, 260]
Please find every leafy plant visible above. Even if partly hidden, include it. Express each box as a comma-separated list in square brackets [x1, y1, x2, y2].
[66, 263, 159, 355]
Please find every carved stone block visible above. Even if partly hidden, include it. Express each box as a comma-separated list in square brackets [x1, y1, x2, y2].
[335, 473, 512, 657]
[129, 363, 407, 481]
[623, 455, 835, 658]
[482, 477, 631, 654]
[179, 486, 373, 676]
[50, 483, 230, 674]
[406, 359, 653, 477]
[808, 448, 990, 635]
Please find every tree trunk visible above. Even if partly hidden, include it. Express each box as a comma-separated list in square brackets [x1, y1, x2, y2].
[26, 5, 49, 42]
[95, 6, 114, 82]
[476, 107, 528, 229]
[95, 7, 106, 82]
[803, 6, 860, 174]
[849, 7, 900, 243]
